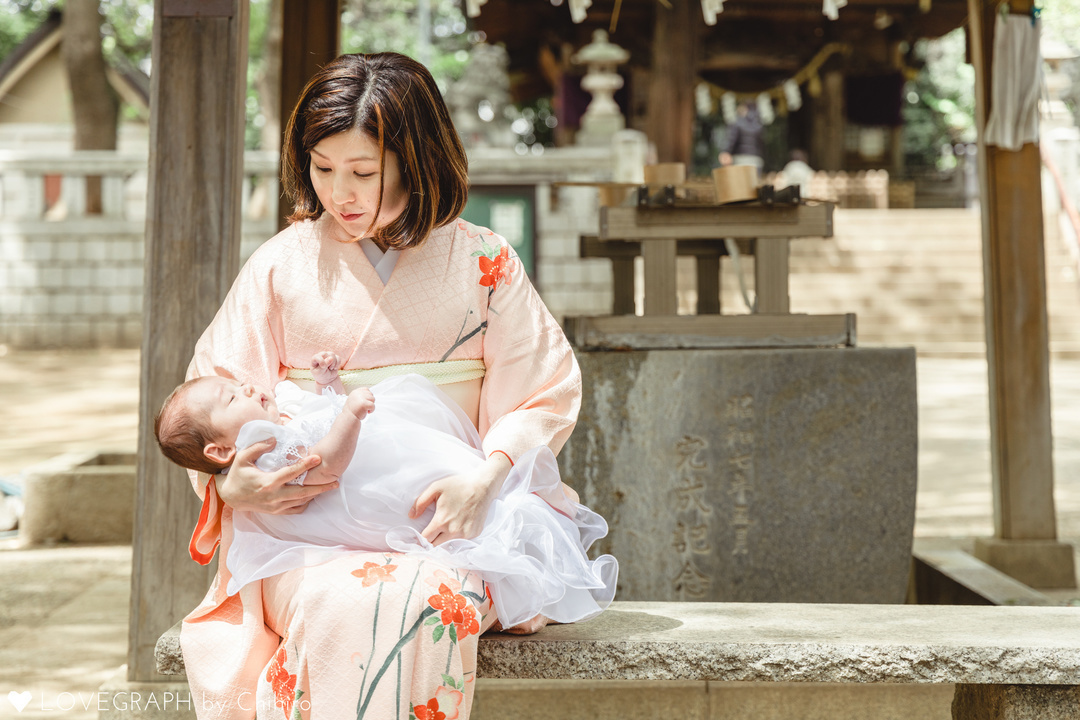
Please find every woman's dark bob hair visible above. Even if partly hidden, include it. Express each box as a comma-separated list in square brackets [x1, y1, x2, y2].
[281, 52, 469, 249]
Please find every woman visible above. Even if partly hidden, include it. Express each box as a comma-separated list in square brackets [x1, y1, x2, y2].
[180, 53, 581, 720]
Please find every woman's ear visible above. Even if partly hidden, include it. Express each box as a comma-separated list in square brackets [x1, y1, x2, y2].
[204, 442, 236, 466]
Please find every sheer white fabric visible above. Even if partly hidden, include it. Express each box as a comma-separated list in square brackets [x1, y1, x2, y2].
[985, 13, 1042, 151]
[227, 374, 617, 627]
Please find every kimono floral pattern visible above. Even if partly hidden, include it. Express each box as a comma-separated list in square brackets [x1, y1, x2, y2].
[352, 560, 399, 587]
[266, 633, 300, 720]
[424, 583, 481, 643]
[411, 685, 464, 720]
[440, 222, 519, 361]
[347, 561, 491, 720]
[476, 244, 515, 292]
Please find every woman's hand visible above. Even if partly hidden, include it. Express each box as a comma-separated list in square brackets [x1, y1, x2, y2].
[409, 452, 513, 545]
[216, 438, 336, 514]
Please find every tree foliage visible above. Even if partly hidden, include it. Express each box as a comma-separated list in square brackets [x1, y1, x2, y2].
[0, 0, 56, 63]
[902, 28, 976, 172]
[340, 0, 472, 93]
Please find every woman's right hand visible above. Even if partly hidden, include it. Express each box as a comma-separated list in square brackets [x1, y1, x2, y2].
[215, 438, 336, 514]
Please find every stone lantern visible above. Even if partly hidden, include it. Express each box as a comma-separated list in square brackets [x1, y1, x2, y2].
[572, 29, 630, 146]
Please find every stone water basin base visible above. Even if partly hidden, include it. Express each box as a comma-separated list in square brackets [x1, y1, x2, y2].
[21, 450, 135, 545]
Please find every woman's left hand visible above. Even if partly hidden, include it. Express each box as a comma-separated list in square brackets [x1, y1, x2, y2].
[409, 452, 513, 545]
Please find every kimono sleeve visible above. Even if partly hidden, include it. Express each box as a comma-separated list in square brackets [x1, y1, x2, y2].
[478, 241, 582, 462]
[187, 251, 285, 390]
[184, 250, 285, 497]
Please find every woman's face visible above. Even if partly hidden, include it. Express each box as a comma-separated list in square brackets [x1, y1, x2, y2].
[309, 131, 408, 240]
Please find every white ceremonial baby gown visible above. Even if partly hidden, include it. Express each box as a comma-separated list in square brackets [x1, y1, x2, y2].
[225, 374, 618, 627]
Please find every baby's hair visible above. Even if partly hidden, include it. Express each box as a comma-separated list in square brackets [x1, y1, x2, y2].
[154, 378, 229, 475]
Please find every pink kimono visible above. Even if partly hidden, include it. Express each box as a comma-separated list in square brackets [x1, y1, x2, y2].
[181, 213, 581, 720]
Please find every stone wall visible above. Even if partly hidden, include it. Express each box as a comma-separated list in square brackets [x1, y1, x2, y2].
[1, 220, 145, 347]
[0, 150, 277, 349]
[0, 146, 617, 349]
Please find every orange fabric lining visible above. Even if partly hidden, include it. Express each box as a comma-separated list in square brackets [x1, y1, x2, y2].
[189, 476, 223, 565]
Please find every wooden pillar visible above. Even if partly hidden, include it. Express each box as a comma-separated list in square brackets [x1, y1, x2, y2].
[277, 0, 340, 230]
[967, 0, 1076, 588]
[642, 239, 678, 315]
[647, 0, 696, 165]
[810, 71, 845, 172]
[129, 0, 249, 682]
[754, 239, 790, 314]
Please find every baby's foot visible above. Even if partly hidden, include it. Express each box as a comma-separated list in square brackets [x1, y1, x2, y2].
[311, 351, 341, 385]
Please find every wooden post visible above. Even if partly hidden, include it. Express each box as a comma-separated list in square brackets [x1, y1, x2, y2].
[277, 0, 340, 230]
[612, 257, 636, 315]
[811, 70, 845, 172]
[647, 0, 696, 165]
[753, 239, 790, 314]
[129, 0, 249, 682]
[696, 254, 721, 314]
[967, 0, 1076, 588]
[642, 239, 678, 315]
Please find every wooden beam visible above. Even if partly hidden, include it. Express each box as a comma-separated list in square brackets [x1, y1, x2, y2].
[129, 0, 249, 682]
[599, 204, 833, 240]
[565, 313, 856, 350]
[967, 0, 1074, 586]
[277, 0, 340, 230]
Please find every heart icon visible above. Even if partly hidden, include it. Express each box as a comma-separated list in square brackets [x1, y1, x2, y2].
[7, 691, 31, 712]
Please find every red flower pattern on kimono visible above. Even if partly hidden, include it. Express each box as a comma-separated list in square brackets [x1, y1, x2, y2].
[478, 245, 515, 291]
[427, 583, 480, 639]
[266, 634, 297, 720]
[413, 685, 464, 720]
[351, 561, 398, 587]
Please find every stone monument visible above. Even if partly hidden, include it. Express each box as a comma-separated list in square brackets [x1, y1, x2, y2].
[559, 346, 918, 604]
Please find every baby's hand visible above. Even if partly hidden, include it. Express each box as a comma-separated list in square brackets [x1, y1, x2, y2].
[346, 387, 375, 420]
[311, 351, 342, 385]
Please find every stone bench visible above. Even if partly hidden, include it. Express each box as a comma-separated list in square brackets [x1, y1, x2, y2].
[156, 601, 1080, 718]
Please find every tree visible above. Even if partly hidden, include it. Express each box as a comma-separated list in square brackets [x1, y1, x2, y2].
[902, 28, 976, 172]
[63, 0, 119, 213]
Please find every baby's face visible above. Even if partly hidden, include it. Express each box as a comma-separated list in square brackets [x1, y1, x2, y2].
[188, 376, 280, 446]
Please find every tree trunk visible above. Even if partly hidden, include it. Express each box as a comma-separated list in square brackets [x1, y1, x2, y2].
[63, 0, 119, 214]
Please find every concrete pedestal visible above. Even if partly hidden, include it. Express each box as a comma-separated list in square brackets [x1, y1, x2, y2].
[559, 347, 918, 603]
[973, 538, 1077, 590]
[22, 451, 135, 545]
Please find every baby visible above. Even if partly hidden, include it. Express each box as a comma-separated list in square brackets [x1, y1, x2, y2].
[155, 353, 617, 629]
[155, 351, 375, 482]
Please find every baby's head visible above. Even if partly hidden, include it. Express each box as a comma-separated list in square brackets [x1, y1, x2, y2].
[155, 376, 280, 474]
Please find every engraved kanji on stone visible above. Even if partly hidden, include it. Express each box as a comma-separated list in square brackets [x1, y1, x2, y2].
[675, 478, 713, 515]
[676, 435, 708, 470]
[733, 526, 750, 556]
[688, 523, 711, 554]
[672, 521, 688, 553]
[672, 561, 711, 598]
